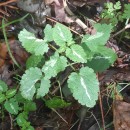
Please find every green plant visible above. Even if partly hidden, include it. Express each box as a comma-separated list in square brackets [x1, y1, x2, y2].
[0, 21, 117, 129]
[101, 1, 130, 25]
[1, 2, 130, 129]
[0, 80, 36, 130]
[18, 22, 117, 108]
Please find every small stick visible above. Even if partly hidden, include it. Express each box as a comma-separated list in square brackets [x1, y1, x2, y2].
[0, 0, 17, 6]
[111, 23, 130, 38]
[4, 5, 19, 10]
[75, 18, 88, 30]
[99, 90, 106, 130]
[9, 113, 13, 130]
[52, 108, 68, 124]
[46, 16, 83, 37]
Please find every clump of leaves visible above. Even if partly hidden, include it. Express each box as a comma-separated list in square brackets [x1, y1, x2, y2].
[18, 22, 117, 108]
[0, 80, 36, 130]
[101, 1, 130, 25]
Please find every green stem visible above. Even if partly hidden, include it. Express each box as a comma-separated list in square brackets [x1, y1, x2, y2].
[0, 13, 29, 29]
[2, 19, 20, 68]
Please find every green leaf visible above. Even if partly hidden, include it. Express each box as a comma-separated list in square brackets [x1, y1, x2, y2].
[114, 1, 121, 10]
[45, 97, 71, 109]
[123, 4, 130, 19]
[0, 80, 8, 92]
[20, 67, 42, 100]
[18, 29, 49, 55]
[6, 89, 17, 99]
[37, 78, 50, 98]
[68, 67, 99, 107]
[15, 92, 26, 103]
[4, 98, 19, 114]
[27, 126, 35, 130]
[26, 55, 43, 69]
[24, 101, 36, 112]
[44, 24, 53, 42]
[0, 94, 6, 103]
[82, 24, 112, 51]
[17, 112, 35, 130]
[87, 46, 117, 72]
[58, 45, 67, 53]
[42, 52, 67, 79]
[81, 43, 95, 61]
[53, 23, 73, 47]
[107, 2, 114, 13]
[17, 113, 28, 127]
[66, 44, 87, 63]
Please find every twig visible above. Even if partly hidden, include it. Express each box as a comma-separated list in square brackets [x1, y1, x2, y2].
[4, 4, 19, 10]
[75, 18, 88, 30]
[99, 90, 106, 130]
[0, 0, 17, 6]
[69, 119, 79, 130]
[9, 113, 13, 130]
[111, 23, 130, 38]
[0, 9, 10, 16]
[91, 112, 101, 130]
[46, 16, 83, 37]
[51, 108, 68, 124]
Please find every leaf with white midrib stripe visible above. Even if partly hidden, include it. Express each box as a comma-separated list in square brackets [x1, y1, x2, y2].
[66, 44, 87, 63]
[20, 67, 42, 100]
[68, 67, 99, 107]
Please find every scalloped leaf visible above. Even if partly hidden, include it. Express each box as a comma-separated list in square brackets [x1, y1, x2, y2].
[26, 55, 43, 69]
[37, 78, 51, 98]
[53, 23, 73, 47]
[87, 46, 117, 72]
[66, 44, 87, 63]
[4, 98, 19, 115]
[68, 67, 99, 107]
[42, 52, 67, 79]
[0, 80, 8, 92]
[82, 24, 112, 51]
[17, 112, 28, 126]
[18, 29, 49, 55]
[20, 67, 42, 100]
[17, 113, 28, 127]
[44, 24, 53, 42]
[6, 89, 17, 99]
[17, 112, 34, 130]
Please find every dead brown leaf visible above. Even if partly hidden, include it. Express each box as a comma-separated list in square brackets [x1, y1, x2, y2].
[113, 100, 130, 130]
[46, 0, 73, 23]
[54, 4, 73, 23]
[0, 43, 7, 67]
[113, 94, 130, 130]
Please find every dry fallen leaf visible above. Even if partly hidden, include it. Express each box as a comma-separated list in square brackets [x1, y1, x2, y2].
[113, 94, 130, 130]
[54, 4, 73, 23]
[0, 43, 8, 67]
